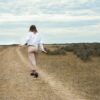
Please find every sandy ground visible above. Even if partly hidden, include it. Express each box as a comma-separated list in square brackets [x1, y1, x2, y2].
[0, 46, 100, 100]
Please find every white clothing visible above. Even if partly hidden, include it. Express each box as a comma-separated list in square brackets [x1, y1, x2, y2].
[23, 32, 45, 51]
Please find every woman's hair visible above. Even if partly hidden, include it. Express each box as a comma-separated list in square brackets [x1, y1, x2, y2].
[29, 25, 38, 33]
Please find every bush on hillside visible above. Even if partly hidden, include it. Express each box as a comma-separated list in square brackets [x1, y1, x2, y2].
[45, 48, 66, 55]
[45, 43, 100, 61]
[74, 49, 93, 61]
[94, 48, 100, 56]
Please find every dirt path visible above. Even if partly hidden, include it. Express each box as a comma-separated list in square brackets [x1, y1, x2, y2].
[0, 47, 61, 100]
[16, 47, 85, 100]
[1, 46, 100, 100]
[0, 46, 88, 100]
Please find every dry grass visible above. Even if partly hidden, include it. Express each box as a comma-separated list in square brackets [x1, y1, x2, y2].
[0, 45, 100, 100]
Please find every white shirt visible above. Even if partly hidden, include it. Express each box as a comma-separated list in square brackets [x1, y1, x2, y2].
[23, 32, 45, 51]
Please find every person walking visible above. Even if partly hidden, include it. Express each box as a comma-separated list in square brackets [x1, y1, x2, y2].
[19, 25, 47, 78]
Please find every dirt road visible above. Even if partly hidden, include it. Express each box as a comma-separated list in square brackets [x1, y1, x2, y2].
[0, 46, 100, 100]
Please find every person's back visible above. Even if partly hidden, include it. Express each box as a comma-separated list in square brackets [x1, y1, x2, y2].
[26, 32, 42, 45]
[19, 25, 47, 78]
[24, 31, 45, 52]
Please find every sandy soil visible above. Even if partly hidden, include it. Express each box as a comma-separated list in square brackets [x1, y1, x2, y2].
[0, 46, 100, 100]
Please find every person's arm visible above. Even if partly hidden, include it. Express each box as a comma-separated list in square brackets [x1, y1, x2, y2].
[19, 32, 31, 47]
[39, 37, 47, 53]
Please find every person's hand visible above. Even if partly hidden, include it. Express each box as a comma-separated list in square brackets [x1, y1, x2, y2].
[42, 50, 47, 54]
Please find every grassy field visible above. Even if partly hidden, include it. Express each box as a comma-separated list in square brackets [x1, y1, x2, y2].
[0, 44, 100, 100]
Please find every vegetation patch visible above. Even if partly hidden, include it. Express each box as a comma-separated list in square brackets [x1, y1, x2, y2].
[45, 43, 100, 61]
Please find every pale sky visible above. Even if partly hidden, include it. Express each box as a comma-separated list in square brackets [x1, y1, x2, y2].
[0, 0, 100, 44]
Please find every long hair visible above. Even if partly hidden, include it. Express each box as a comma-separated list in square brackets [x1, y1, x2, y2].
[29, 25, 38, 33]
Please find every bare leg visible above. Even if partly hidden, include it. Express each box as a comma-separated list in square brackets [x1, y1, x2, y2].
[28, 52, 37, 71]
[34, 52, 38, 66]
[28, 46, 38, 71]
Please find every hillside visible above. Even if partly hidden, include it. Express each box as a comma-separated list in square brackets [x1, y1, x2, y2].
[0, 45, 100, 100]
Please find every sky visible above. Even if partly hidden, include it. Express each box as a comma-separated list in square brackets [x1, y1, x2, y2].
[0, 0, 100, 44]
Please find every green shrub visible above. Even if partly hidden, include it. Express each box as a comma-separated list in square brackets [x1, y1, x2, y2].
[94, 48, 100, 56]
[75, 49, 93, 61]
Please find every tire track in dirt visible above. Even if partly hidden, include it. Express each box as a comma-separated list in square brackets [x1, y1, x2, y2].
[16, 47, 85, 100]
